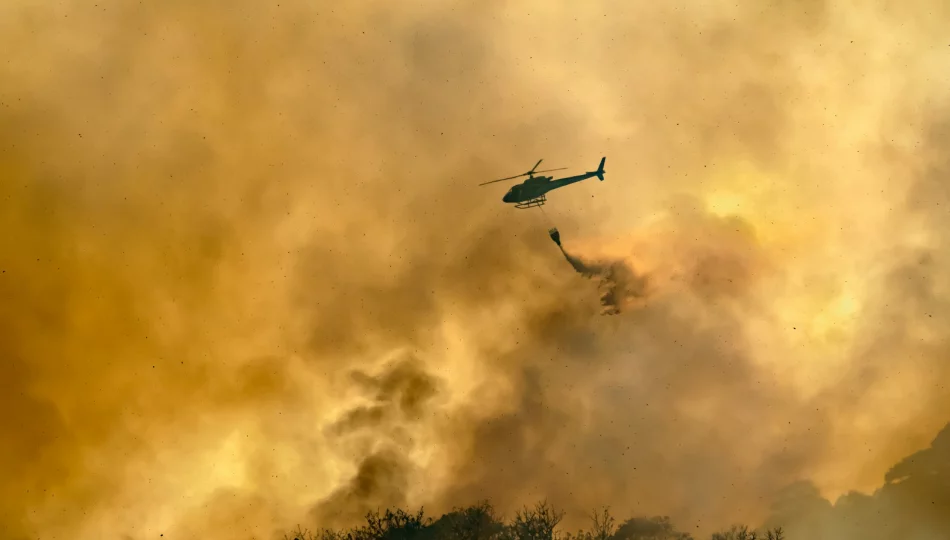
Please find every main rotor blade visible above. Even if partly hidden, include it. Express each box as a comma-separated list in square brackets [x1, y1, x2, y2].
[478, 174, 526, 186]
[478, 159, 559, 186]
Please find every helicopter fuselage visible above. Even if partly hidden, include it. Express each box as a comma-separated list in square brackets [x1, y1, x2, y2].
[502, 173, 597, 203]
[484, 156, 605, 207]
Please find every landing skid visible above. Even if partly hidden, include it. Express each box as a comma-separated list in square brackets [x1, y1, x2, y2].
[514, 194, 546, 209]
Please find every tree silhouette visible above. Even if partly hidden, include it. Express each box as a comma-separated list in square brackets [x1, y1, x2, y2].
[287, 502, 788, 540]
[505, 500, 565, 540]
[561, 507, 616, 540]
[427, 501, 505, 540]
[710, 525, 784, 540]
[610, 516, 692, 540]
[587, 507, 616, 540]
[352, 508, 431, 540]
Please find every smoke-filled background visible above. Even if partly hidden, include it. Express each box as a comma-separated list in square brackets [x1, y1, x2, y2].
[2, 0, 950, 538]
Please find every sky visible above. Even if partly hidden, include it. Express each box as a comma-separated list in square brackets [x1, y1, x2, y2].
[2, 0, 950, 538]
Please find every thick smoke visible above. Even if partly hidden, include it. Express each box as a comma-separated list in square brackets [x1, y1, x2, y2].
[2, 0, 950, 539]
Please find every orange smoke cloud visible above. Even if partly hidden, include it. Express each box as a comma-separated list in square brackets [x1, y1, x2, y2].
[1, 1, 950, 539]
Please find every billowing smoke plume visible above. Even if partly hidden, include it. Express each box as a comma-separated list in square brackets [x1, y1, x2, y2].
[2, 0, 950, 539]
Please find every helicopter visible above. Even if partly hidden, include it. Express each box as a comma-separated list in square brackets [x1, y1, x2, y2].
[479, 157, 606, 209]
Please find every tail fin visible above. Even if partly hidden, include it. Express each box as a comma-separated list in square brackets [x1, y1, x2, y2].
[595, 157, 606, 181]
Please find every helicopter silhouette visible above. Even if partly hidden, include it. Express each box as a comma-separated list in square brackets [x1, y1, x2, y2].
[479, 157, 606, 209]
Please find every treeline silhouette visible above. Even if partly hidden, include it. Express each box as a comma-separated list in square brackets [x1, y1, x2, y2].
[287, 422, 950, 540]
[284, 501, 783, 540]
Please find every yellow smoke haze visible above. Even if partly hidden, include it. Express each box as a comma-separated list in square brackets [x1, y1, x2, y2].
[1, 0, 949, 539]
